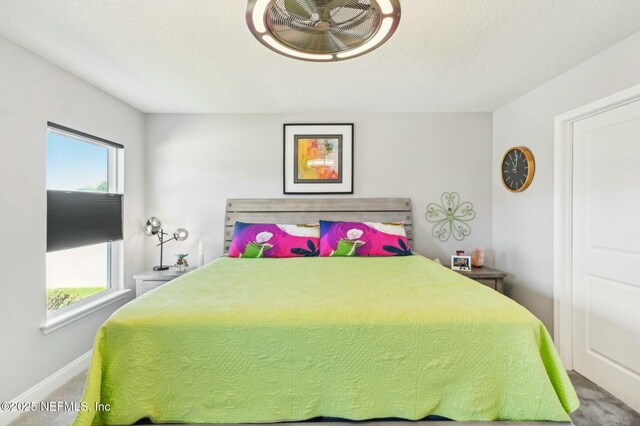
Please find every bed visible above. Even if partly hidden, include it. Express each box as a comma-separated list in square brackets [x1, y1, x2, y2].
[73, 198, 578, 425]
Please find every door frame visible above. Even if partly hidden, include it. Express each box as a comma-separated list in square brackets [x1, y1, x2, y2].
[553, 83, 640, 369]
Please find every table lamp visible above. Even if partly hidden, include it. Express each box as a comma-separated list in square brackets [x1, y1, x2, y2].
[145, 216, 189, 271]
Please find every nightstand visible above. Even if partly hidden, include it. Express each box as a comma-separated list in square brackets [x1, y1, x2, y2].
[451, 265, 507, 294]
[133, 268, 189, 297]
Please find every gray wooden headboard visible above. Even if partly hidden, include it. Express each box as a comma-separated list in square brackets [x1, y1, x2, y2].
[223, 198, 413, 253]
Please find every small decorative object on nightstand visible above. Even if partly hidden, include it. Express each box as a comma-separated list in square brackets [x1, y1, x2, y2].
[452, 265, 507, 294]
[134, 268, 188, 297]
[175, 254, 189, 272]
[471, 246, 485, 267]
[451, 255, 472, 271]
[197, 241, 205, 268]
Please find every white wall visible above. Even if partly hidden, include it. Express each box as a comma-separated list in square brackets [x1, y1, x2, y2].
[0, 35, 146, 403]
[145, 113, 493, 266]
[492, 30, 640, 334]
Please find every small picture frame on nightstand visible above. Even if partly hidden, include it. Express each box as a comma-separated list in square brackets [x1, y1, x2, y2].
[451, 255, 472, 271]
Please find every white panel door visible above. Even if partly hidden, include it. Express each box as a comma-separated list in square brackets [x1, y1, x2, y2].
[572, 99, 640, 412]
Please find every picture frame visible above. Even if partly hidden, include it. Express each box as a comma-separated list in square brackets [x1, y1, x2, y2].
[451, 255, 472, 271]
[283, 123, 354, 194]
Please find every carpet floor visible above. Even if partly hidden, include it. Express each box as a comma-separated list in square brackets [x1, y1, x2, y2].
[9, 370, 640, 426]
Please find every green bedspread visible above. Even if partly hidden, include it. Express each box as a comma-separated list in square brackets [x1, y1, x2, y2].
[73, 255, 578, 425]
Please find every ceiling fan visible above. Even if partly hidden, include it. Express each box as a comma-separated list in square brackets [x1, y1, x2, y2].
[246, 0, 401, 62]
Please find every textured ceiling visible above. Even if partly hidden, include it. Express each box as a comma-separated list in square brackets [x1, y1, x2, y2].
[1, 0, 640, 113]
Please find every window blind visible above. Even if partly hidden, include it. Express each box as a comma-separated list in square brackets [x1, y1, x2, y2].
[47, 190, 123, 252]
[47, 121, 124, 149]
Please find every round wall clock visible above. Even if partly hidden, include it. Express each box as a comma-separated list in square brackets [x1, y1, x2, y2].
[501, 146, 535, 192]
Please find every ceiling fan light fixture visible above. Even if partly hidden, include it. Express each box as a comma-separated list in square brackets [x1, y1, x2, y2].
[251, 0, 270, 33]
[246, 0, 401, 62]
[336, 16, 393, 59]
[376, 0, 394, 14]
[263, 35, 333, 61]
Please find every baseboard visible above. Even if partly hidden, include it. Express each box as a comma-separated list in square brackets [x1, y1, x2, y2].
[0, 350, 92, 426]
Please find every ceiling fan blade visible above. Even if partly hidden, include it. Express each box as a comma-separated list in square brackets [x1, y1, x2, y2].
[341, 3, 369, 11]
[283, 0, 316, 21]
[330, 10, 376, 34]
[318, 0, 355, 21]
[281, 0, 372, 22]
[330, 0, 372, 17]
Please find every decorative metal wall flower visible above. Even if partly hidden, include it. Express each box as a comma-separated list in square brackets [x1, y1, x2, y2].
[425, 192, 476, 241]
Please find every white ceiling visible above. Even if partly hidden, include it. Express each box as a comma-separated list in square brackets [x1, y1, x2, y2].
[1, 0, 640, 113]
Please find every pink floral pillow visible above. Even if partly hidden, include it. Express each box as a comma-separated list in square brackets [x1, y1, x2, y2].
[319, 220, 412, 257]
[228, 222, 320, 258]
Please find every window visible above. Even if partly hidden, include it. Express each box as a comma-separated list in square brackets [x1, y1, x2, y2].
[46, 243, 111, 311]
[46, 123, 124, 315]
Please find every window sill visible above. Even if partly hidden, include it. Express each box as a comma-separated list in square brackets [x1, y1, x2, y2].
[41, 289, 131, 335]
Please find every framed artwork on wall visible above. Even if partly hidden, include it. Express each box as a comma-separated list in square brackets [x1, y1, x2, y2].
[283, 123, 354, 194]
